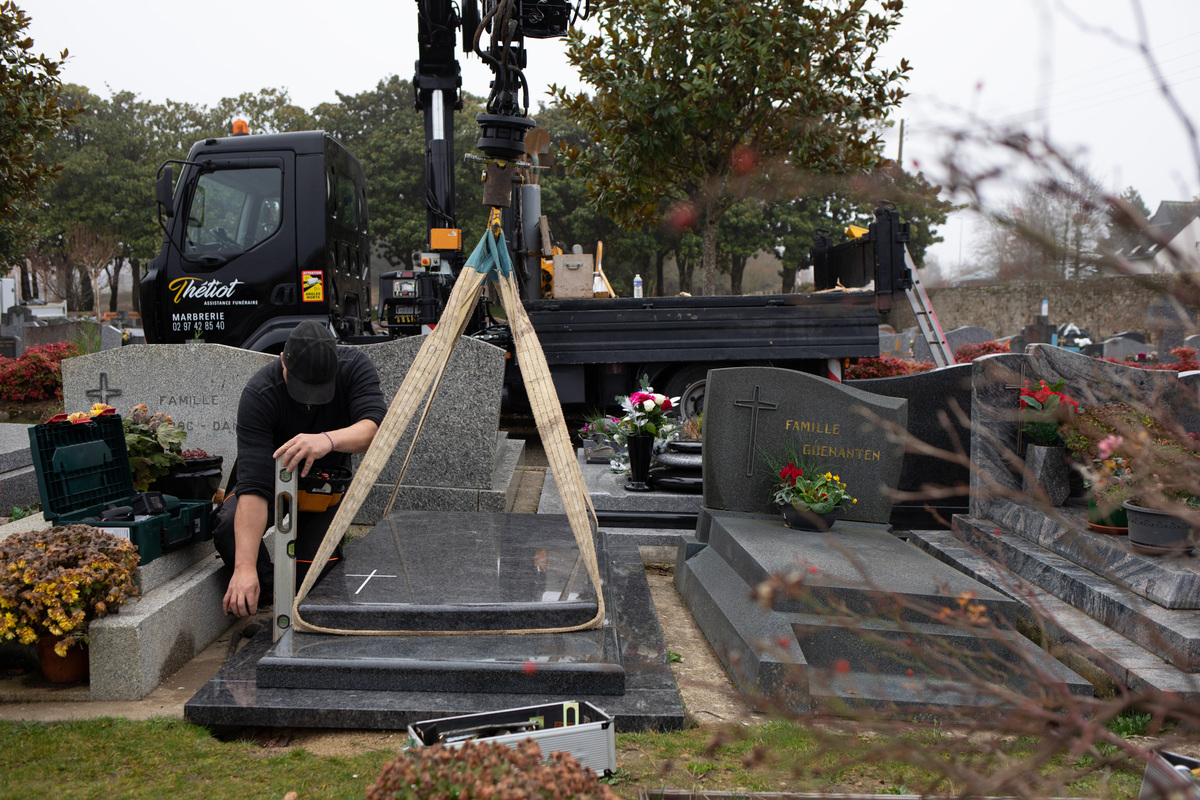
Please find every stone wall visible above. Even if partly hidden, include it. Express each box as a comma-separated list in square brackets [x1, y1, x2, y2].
[885, 274, 1193, 343]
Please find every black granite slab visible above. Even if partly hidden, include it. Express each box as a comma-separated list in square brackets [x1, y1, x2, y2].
[298, 512, 600, 630]
[949, 514, 1200, 672]
[184, 525, 684, 732]
[674, 509, 1090, 715]
[702, 367, 907, 525]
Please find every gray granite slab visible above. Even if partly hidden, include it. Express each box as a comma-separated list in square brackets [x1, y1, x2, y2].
[538, 462, 703, 516]
[910, 528, 1200, 699]
[1102, 337, 1148, 362]
[352, 337, 504, 491]
[673, 511, 1090, 714]
[983, 498, 1200, 609]
[702, 367, 907, 525]
[1027, 343, 1179, 409]
[949, 514, 1200, 672]
[913, 325, 993, 365]
[62, 343, 275, 486]
[183, 534, 684, 732]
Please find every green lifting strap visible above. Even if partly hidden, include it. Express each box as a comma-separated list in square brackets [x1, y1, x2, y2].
[465, 225, 513, 280]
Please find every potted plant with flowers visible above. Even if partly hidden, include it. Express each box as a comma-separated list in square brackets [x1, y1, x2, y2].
[0, 524, 139, 682]
[1019, 378, 1079, 506]
[767, 448, 857, 532]
[1065, 401, 1200, 553]
[618, 379, 677, 491]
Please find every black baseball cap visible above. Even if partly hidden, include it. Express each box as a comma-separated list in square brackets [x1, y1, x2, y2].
[282, 321, 338, 404]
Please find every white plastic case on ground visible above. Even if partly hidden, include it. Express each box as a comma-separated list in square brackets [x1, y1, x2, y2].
[406, 701, 616, 776]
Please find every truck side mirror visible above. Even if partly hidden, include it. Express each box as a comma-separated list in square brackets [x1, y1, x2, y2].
[155, 166, 175, 219]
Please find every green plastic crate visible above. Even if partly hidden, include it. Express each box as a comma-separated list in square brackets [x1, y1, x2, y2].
[28, 413, 212, 565]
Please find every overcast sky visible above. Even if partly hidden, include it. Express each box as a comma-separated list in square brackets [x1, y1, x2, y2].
[17, 0, 1200, 276]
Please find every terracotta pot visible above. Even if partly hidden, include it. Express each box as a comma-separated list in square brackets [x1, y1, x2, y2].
[779, 503, 839, 532]
[37, 635, 89, 683]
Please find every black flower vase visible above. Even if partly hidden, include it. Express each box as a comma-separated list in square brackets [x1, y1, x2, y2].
[626, 434, 654, 492]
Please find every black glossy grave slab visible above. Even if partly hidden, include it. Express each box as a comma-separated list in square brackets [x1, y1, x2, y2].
[185, 517, 684, 732]
[298, 512, 600, 630]
[675, 509, 1090, 715]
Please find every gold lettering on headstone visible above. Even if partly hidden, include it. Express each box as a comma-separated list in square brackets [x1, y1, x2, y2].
[785, 419, 882, 463]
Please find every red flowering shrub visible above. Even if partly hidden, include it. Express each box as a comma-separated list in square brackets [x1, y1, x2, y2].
[955, 340, 1010, 363]
[1098, 346, 1200, 372]
[844, 357, 936, 380]
[0, 341, 82, 402]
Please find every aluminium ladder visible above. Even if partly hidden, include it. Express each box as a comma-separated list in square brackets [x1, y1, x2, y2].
[902, 246, 954, 367]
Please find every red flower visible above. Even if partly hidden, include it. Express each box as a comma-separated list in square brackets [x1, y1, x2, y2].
[778, 463, 803, 486]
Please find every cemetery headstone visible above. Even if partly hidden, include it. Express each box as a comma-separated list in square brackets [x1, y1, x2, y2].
[913, 325, 993, 364]
[100, 325, 126, 351]
[1102, 336, 1148, 362]
[0, 335, 15, 359]
[702, 367, 906, 524]
[849, 363, 972, 525]
[1185, 334, 1200, 352]
[1112, 330, 1146, 344]
[62, 343, 275, 482]
[1147, 300, 1196, 355]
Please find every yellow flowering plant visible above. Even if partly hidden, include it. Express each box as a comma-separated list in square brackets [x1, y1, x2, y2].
[766, 444, 856, 514]
[0, 524, 139, 656]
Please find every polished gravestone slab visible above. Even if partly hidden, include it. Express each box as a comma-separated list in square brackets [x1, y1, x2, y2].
[675, 509, 1091, 714]
[297, 512, 601, 631]
[258, 513, 623, 694]
[185, 514, 684, 732]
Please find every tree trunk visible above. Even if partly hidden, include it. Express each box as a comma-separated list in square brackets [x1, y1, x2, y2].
[654, 250, 665, 297]
[781, 264, 798, 294]
[130, 258, 141, 313]
[729, 255, 747, 296]
[107, 257, 124, 311]
[701, 210, 719, 296]
[698, 195, 733, 297]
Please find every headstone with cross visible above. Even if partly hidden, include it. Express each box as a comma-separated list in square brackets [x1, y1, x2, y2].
[701, 367, 907, 524]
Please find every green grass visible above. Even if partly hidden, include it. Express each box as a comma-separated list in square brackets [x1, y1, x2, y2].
[0, 716, 1148, 800]
[0, 718, 392, 800]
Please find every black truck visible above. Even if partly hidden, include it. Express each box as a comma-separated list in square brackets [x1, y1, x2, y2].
[140, 0, 911, 413]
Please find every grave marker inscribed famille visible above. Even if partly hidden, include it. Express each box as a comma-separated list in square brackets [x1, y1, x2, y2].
[702, 367, 907, 524]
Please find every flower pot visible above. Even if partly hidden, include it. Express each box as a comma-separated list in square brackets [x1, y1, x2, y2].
[1022, 444, 1070, 507]
[37, 636, 88, 683]
[779, 503, 839, 532]
[152, 455, 224, 501]
[1087, 496, 1128, 530]
[1123, 501, 1196, 555]
[625, 434, 654, 492]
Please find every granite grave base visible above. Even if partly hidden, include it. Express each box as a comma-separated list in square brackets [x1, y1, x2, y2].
[674, 509, 1091, 715]
[913, 506, 1200, 676]
[185, 512, 684, 732]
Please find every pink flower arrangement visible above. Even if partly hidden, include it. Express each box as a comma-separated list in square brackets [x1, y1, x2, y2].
[619, 382, 677, 437]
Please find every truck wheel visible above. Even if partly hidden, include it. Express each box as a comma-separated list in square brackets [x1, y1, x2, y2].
[662, 365, 714, 419]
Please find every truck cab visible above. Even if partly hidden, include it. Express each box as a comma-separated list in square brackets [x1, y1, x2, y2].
[140, 129, 373, 352]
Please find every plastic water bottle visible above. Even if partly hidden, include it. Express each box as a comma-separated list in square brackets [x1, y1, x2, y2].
[633, 274, 643, 298]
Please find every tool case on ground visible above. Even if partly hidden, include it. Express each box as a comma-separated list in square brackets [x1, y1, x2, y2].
[407, 701, 616, 776]
[28, 411, 212, 565]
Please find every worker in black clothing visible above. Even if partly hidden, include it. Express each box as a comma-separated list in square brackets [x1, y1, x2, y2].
[215, 320, 387, 618]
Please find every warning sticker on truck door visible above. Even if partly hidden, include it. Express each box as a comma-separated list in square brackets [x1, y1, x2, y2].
[301, 271, 324, 302]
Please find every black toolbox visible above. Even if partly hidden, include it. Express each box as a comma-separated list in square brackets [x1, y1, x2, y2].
[29, 411, 212, 565]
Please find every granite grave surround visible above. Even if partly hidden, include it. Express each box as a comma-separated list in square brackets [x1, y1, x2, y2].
[908, 528, 1200, 698]
[912, 325, 994, 365]
[675, 366, 1089, 714]
[912, 512, 1200, 675]
[674, 509, 1091, 713]
[185, 512, 684, 731]
[0, 421, 39, 512]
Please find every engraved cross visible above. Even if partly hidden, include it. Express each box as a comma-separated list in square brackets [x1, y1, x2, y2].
[85, 372, 122, 406]
[733, 385, 777, 477]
